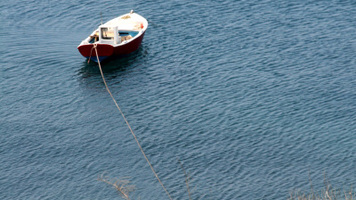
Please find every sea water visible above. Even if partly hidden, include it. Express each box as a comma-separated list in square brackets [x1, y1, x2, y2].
[1, 0, 355, 199]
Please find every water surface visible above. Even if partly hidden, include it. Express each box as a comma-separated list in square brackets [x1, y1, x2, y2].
[1, 0, 355, 199]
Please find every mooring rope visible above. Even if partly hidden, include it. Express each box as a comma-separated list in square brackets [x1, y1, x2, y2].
[92, 44, 173, 200]
[88, 46, 95, 64]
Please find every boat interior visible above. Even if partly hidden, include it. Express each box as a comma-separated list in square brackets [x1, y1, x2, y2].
[88, 30, 139, 44]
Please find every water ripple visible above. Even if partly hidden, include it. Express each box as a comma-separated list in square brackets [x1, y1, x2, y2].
[1, 0, 356, 199]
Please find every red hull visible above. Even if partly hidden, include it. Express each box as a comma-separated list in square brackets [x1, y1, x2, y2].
[77, 31, 145, 60]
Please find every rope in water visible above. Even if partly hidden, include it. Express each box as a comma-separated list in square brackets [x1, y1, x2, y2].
[92, 44, 173, 200]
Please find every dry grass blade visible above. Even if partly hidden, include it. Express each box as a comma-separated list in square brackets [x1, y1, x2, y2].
[178, 159, 192, 200]
[98, 172, 136, 200]
[288, 185, 355, 200]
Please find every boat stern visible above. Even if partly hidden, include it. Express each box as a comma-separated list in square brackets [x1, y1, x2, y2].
[77, 43, 114, 62]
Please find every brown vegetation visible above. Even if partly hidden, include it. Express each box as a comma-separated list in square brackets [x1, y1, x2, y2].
[98, 172, 136, 200]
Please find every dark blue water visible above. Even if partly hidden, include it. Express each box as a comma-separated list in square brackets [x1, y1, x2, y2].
[1, 0, 356, 199]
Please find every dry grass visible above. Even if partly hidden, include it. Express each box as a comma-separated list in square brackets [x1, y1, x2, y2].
[289, 181, 354, 200]
[98, 172, 136, 200]
[98, 160, 198, 200]
[178, 159, 192, 200]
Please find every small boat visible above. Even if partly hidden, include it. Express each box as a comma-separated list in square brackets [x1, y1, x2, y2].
[78, 10, 148, 62]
